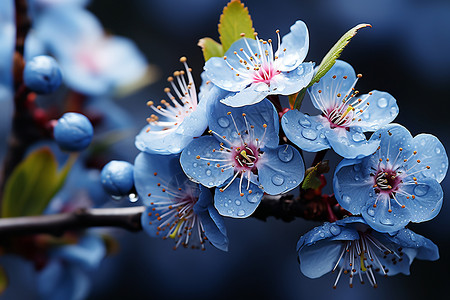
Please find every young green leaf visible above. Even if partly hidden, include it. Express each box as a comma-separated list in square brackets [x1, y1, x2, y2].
[293, 23, 371, 110]
[198, 37, 224, 62]
[218, 0, 255, 53]
[1, 147, 76, 218]
[301, 161, 330, 190]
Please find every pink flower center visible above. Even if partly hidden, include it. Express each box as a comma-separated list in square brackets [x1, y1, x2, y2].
[252, 65, 280, 84]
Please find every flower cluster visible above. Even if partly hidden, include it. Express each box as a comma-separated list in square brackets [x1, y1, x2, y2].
[126, 3, 447, 290]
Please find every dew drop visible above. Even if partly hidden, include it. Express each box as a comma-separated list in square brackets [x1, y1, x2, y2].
[298, 117, 311, 128]
[390, 106, 398, 117]
[319, 232, 325, 238]
[413, 184, 429, 196]
[316, 124, 324, 130]
[367, 206, 375, 217]
[205, 169, 212, 176]
[380, 217, 394, 226]
[237, 209, 246, 216]
[271, 174, 285, 186]
[227, 209, 233, 214]
[342, 194, 351, 204]
[247, 192, 262, 203]
[301, 128, 317, 141]
[224, 202, 228, 207]
[217, 117, 230, 128]
[277, 146, 294, 162]
[435, 147, 441, 154]
[128, 193, 139, 203]
[352, 132, 365, 143]
[319, 133, 326, 139]
[187, 151, 191, 155]
[330, 225, 341, 236]
[296, 65, 305, 75]
[442, 163, 447, 169]
[377, 97, 388, 108]
[111, 195, 123, 201]
[208, 181, 214, 186]
[235, 200, 241, 206]
[193, 162, 198, 168]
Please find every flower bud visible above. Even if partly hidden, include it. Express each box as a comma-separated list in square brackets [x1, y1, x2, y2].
[54, 112, 93, 151]
[23, 55, 62, 94]
[101, 161, 134, 196]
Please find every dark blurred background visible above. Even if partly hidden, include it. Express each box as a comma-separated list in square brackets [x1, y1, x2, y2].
[15, 0, 450, 299]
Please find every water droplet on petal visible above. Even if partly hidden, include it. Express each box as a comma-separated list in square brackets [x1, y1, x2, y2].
[208, 181, 214, 186]
[247, 191, 262, 203]
[319, 232, 325, 238]
[390, 106, 398, 117]
[377, 97, 388, 108]
[271, 174, 285, 186]
[205, 169, 212, 176]
[235, 200, 241, 206]
[342, 194, 351, 205]
[301, 128, 317, 141]
[319, 133, 326, 139]
[352, 132, 365, 143]
[218, 117, 230, 128]
[367, 206, 375, 217]
[330, 225, 341, 236]
[380, 217, 394, 226]
[237, 209, 246, 216]
[128, 193, 139, 203]
[413, 184, 429, 196]
[435, 147, 441, 154]
[111, 195, 123, 201]
[316, 124, 324, 130]
[193, 162, 198, 167]
[299, 117, 311, 128]
[277, 146, 294, 162]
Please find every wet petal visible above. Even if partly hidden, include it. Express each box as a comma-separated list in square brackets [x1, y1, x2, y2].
[276, 20, 309, 72]
[204, 55, 252, 92]
[214, 180, 263, 218]
[270, 62, 314, 95]
[298, 240, 344, 279]
[180, 136, 234, 188]
[281, 111, 330, 152]
[258, 145, 304, 195]
[412, 134, 448, 183]
[220, 83, 269, 107]
[325, 126, 380, 159]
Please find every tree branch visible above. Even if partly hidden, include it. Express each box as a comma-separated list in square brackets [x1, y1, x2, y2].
[0, 206, 145, 237]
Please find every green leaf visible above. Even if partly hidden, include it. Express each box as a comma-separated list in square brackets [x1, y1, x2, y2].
[198, 37, 224, 62]
[1, 147, 76, 218]
[293, 23, 371, 110]
[301, 160, 330, 190]
[218, 0, 255, 53]
[0, 266, 7, 295]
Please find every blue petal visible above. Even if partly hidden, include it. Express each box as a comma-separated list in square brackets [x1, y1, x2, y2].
[281, 111, 330, 152]
[333, 158, 374, 214]
[141, 206, 164, 237]
[180, 136, 234, 188]
[37, 260, 90, 300]
[369, 123, 413, 161]
[412, 134, 448, 183]
[270, 62, 314, 95]
[298, 240, 344, 279]
[193, 187, 229, 251]
[308, 60, 357, 112]
[220, 83, 269, 107]
[214, 181, 264, 218]
[51, 235, 106, 271]
[209, 98, 279, 149]
[134, 152, 182, 205]
[135, 126, 194, 155]
[325, 126, 380, 159]
[354, 90, 399, 132]
[361, 196, 411, 233]
[258, 145, 304, 195]
[398, 177, 443, 223]
[276, 20, 309, 72]
[386, 229, 439, 261]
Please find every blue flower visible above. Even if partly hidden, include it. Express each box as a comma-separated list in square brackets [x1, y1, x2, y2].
[134, 152, 229, 251]
[0, 0, 15, 164]
[32, 6, 147, 95]
[333, 124, 448, 233]
[282, 60, 399, 159]
[204, 20, 314, 107]
[37, 235, 106, 300]
[135, 59, 229, 155]
[180, 99, 305, 218]
[54, 112, 94, 152]
[297, 216, 439, 288]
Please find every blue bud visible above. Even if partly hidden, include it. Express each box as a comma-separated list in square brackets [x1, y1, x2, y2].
[101, 161, 135, 196]
[54, 112, 94, 151]
[23, 55, 62, 94]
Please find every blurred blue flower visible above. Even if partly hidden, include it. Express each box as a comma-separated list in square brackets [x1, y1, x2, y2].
[134, 152, 229, 251]
[0, 0, 15, 164]
[334, 124, 448, 233]
[204, 20, 314, 107]
[100, 160, 134, 197]
[37, 235, 106, 300]
[135, 60, 229, 155]
[30, 6, 147, 95]
[180, 99, 304, 218]
[282, 60, 399, 159]
[54, 112, 94, 152]
[297, 216, 439, 288]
